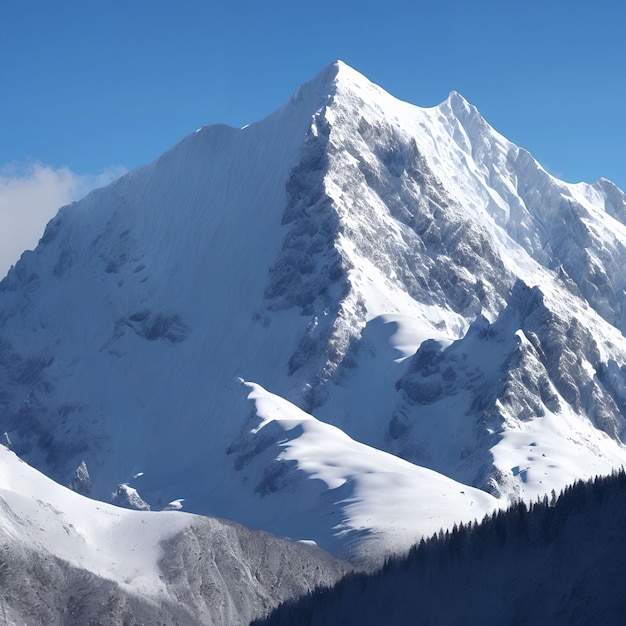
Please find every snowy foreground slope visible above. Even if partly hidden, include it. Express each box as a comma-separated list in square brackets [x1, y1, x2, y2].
[2, 61, 626, 564]
[0, 445, 348, 625]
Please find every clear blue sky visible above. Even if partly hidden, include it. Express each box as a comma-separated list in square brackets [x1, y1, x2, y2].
[2, 0, 625, 188]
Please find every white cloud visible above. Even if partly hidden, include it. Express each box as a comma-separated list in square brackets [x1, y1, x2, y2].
[0, 161, 126, 278]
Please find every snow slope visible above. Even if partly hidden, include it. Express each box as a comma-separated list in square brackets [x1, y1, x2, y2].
[0, 445, 188, 599]
[1, 61, 626, 563]
[0, 444, 348, 625]
[257, 472, 626, 626]
[228, 381, 496, 562]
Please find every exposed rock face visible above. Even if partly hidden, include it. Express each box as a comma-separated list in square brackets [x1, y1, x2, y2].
[158, 519, 350, 626]
[391, 280, 626, 497]
[110, 483, 150, 511]
[69, 460, 92, 496]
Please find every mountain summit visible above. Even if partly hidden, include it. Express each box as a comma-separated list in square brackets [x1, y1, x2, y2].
[2, 62, 626, 563]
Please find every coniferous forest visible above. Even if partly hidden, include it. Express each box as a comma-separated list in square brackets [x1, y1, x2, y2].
[255, 470, 626, 625]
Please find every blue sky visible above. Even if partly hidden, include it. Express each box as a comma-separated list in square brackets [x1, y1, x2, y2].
[0, 0, 625, 272]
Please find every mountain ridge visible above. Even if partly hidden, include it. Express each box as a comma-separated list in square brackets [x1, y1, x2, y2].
[1, 61, 626, 564]
[0, 445, 349, 625]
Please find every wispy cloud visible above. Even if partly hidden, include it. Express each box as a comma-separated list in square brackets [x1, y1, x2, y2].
[0, 161, 126, 278]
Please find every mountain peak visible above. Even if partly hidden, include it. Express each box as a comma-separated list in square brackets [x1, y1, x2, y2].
[282, 60, 385, 128]
[333, 59, 370, 82]
[300, 60, 378, 98]
[443, 90, 480, 121]
[446, 89, 469, 105]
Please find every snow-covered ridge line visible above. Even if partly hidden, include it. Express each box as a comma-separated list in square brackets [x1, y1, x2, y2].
[0, 444, 349, 624]
[228, 381, 497, 562]
[0, 60, 625, 571]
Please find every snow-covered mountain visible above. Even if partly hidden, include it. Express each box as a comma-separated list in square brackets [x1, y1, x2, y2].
[0, 445, 348, 624]
[2, 60, 626, 564]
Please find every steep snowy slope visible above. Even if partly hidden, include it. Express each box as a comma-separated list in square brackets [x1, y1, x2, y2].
[228, 381, 496, 562]
[0, 444, 348, 625]
[1, 61, 626, 563]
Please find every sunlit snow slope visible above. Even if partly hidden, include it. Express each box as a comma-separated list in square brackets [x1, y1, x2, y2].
[2, 61, 626, 563]
[0, 445, 347, 625]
